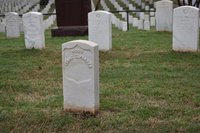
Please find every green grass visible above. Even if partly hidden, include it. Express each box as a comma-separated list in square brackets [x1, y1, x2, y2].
[0, 27, 200, 132]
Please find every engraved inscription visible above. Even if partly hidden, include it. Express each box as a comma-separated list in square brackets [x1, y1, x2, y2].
[64, 45, 92, 69]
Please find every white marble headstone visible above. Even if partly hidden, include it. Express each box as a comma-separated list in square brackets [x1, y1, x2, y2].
[155, 0, 173, 32]
[138, 20, 144, 30]
[23, 12, 45, 49]
[173, 6, 199, 52]
[0, 22, 5, 32]
[140, 12, 145, 20]
[132, 18, 138, 27]
[88, 11, 112, 51]
[144, 14, 149, 21]
[150, 17, 156, 26]
[62, 40, 99, 114]
[5, 12, 20, 38]
[144, 21, 150, 30]
[122, 21, 128, 31]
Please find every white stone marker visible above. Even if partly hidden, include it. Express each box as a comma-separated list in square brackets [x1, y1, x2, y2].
[23, 12, 45, 49]
[88, 10, 112, 51]
[144, 21, 150, 30]
[5, 12, 20, 38]
[155, 0, 173, 32]
[138, 20, 144, 30]
[122, 21, 128, 31]
[129, 15, 133, 24]
[150, 17, 156, 26]
[144, 14, 149, 21]
[140, 12, 145, 20]
[62, 40, 99, 114]
[173, 6, 199, 52]
[0, 22, 5, 32]
[132, 17, 138, 27]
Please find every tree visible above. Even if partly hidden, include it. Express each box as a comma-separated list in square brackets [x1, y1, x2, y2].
[95, 0, 101, 11]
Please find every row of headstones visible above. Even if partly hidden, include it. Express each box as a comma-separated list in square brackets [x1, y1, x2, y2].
[102, 0, 156, 31]
[100, 0, 127, 31]
[1, 10, 111, 51]
[43, 9, 56, 30]
[0, 0, 39, 14]
[0, 11, 56, 33]
[0, 0, 28, 13]
[4, 12, 45, 49]
[41, 0, 55, 14]
[0, 11, 55, 50]
[155, 0, 199, 52]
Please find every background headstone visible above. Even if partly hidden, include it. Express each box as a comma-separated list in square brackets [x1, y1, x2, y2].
[52, 0, 91, 36]
[88, 11, 112, 51]
[23, 12, 45, 49]
[173, 6, 199, 52]
[132, 18, 138, 27]
[138, 20, 144, 30]
[5, 12, 20, 38]
[0, 22, 6, 33]
[155, 0, 173, 32]
[62, 40, 99, 114]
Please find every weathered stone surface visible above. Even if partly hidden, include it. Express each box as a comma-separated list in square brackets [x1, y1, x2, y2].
[144, 21, 150, 30]
[5, 12, 20, 38]
[173, 6, 199, 52]
[132, 17, 138, 27]
[138, 20, 144, 30]
[23, 12, 45, 49]
[155, 0, 173, 32]
[88, 11, 112, 51]
[62, 40, 99, 114]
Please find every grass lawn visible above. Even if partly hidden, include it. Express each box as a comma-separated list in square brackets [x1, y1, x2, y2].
[0, 27, 200, 132]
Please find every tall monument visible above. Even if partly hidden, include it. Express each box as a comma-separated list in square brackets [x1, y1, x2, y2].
[51, 0, 92, 36]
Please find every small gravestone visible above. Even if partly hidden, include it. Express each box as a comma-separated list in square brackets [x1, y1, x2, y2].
[62, 40, 99, 114]
[144, 14, 149, 21]
[132, 18, 138, 27]
[23, 12, 45, 49]
[173, 6, 199, 52]
[0, 22, 5, 32]
[155, 0, 173, 32]
[88, 11, 112, 51]
[122, 21, 128, 31]
[138, 20, 144, 30]
[150, 17, 156, 26]
[140, 12, 145, 20]
[129, 15, 133, 24]
[144, 21, 150, 30]
[5, 12, 20, 38]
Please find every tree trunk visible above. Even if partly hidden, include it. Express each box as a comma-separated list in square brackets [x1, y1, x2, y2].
[95, 0, 101, 11]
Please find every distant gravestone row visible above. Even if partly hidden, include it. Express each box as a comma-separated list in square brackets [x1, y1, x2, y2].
[155, 0, 199, 52]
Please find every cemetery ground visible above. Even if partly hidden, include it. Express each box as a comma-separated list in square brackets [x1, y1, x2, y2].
[0, 27, 200, 132]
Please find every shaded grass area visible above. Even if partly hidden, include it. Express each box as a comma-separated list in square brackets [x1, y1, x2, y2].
[0, 27, 200, 132]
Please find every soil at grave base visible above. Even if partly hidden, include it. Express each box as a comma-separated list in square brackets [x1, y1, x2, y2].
[63, 108, 99, 118]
